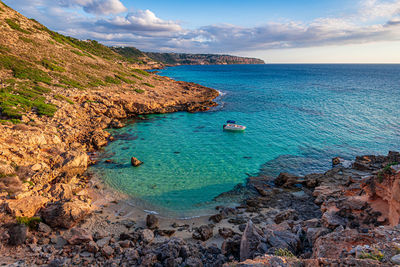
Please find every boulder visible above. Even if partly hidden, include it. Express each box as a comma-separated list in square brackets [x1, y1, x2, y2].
[140, 229, 154, 243]
[8, 224, 28, 246]
[192, 224, 214, 241]
[321, 211, 346, 230]
[391, 254, 400, 265]
[41, 199, 91, 229]
[6, 196, 48, 217]
[274, 173, 301, 188]
[209, 213, 224, 223]
[240, 220, 264, 261]
[49, 183, 73, 200]
[146, 214, 159, 229]
[64, 228, 93, 245]
[219, 227, 235, 239]
[131, 157, 143, 167]
[109, 119, 125, 129]
[38, 222, 52, 233]
[57, 150, 89, 180]
[274, 209, 299, 224]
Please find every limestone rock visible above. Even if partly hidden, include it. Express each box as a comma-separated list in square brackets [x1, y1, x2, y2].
[140, 229, 154, 243]
[391, 254, 400, 265]
[6, 196, 48, 217]
[192, 224, 214, 241]
[64, 228, 93, 245]
[274, 209, 299, 224]
[8, 224, 28, 246]
[41, 199, 91, 229]
[131, 157, 143, 167]
[240, 221, 264, 261]
[274, 173, 301, 188]
[219, 227, 235, 239]
[57, 150, 89, 180]
[146, 214, 159, 230]
[49, 183, 73, 200]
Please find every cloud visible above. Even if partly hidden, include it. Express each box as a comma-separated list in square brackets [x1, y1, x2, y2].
[59, 0, 127, 15]
[99, 10, 182, 33]
[3, 0, 400, 54]
[360, 0, 400, 19]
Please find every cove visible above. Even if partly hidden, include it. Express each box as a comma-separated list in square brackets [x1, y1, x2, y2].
[90, 64, 400, 218]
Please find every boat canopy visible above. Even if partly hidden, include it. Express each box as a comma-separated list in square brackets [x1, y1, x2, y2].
[227, 120, 236, 124]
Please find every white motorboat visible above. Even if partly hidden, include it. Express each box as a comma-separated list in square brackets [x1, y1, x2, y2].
[223, 120, 246, 132]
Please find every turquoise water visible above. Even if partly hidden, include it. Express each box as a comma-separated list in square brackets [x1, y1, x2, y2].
[91, 64, 400, 217]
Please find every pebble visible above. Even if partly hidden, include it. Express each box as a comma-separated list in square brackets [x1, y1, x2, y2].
[391, 254, 400, 265]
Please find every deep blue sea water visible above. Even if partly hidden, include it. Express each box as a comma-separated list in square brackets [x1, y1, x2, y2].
[90, 64, 400, 218]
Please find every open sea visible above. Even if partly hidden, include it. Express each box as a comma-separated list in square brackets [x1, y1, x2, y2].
[90, 64, 400, 218]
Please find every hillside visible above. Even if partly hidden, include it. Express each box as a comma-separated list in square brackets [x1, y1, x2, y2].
[0, 1, 214, 123]
[145, 52, 265, 65]
[113, 47, 265, 66]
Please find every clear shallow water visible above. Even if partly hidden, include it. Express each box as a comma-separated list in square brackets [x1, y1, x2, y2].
[91, 64, 400, 218]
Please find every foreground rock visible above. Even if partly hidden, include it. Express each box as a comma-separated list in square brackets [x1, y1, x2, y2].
[41, 199, 92, 229]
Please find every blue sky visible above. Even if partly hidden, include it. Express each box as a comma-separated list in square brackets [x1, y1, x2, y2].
[4, 0, 400, 63]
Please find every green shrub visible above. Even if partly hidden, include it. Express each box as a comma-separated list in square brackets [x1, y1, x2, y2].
[35, 102, 57, 116]
[54, 94, 74, 104]
[16, 216, 42, 229]
[70, 49, 85, 57]
[358, 250, 384, 261]
[5, 19, 30, 34]
[59, 76, 84, 89]
[0, 55, 52, 84]
[133, 69, 150, 76]
[105, 76, 121, 85]
[115, 75, 135, 84]
[143, 82, 155, 88]
[41, 59, 65, 72]
[87, 78, 105, 87]
[19, 36, 36, 45]
[0, 119, 21, 125]
[274, 248, 296, 258]
[134, 88, 145, 94]
[131, 73, 143, 80]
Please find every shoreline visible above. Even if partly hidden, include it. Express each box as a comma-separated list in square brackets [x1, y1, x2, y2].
[1, 66, 400, 265]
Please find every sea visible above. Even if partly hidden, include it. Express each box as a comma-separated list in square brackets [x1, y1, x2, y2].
[90, 64, 400, 218]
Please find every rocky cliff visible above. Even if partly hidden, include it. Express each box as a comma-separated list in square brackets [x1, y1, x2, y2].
[114, 48, 265, 66]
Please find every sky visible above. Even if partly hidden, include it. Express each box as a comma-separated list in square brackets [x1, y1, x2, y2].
[4, 0, 400, 63]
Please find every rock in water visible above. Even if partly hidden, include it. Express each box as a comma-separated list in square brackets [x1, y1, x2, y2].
[131, 157, 143, 167]
[146, 214, 159, 229]
[8, 224, 28, 246]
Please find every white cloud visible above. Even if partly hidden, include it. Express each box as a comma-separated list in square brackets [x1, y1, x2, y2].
[3, 0, 400, 54]
[59, 0, 127, 15]
[101, 10, 182, 33]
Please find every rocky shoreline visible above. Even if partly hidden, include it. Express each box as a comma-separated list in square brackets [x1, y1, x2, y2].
[1, 103, 400, 267]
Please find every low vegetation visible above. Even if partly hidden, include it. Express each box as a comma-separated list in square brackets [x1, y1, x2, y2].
[105, 76, 122, 85]
[274, 248, 296, 258]
[16, 216, 42, 229]
[5, 18, 30, 34]
[133, 69, 150, 76]
[143, 82, 155, 88]
[41, 59, 65, 72]
[54, 94, 74, 104]
[358, 249, 384, 262]
[134, 88, 145, 94]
